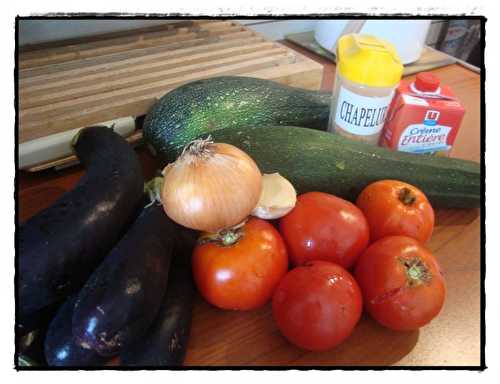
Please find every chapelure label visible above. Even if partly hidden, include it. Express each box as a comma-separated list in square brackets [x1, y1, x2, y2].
[334, 86, 394, 135]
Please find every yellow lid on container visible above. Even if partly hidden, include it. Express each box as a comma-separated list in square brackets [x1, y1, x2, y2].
[337, 34, 403, 88]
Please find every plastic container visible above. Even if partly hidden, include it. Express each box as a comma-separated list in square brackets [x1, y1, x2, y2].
[314, 20, 431, 64]
[328, 34, 403, 145]
[380, 72, 465, 156]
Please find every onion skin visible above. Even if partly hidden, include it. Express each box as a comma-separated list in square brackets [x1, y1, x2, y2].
[161, 141, 262, 233]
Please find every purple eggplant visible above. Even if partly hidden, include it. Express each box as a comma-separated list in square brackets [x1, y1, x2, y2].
[18, 126, 144, 327]
[71, 204, 176, 356]
[44, 296, 107, 367]
[120, 232, 196, 366]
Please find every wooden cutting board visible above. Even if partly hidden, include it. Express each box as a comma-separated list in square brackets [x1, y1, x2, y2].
[18, 20, 323, 149]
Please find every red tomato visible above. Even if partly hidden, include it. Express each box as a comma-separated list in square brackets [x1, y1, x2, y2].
[192, 218, 288, 311]
[272, 260, 363, 351]
[279, 192, 369, 268]
[355, 236, 446, 331]
[356, 180, 435, 243]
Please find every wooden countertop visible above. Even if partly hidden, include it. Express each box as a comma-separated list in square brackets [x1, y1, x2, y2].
[18, 41, 483, 367]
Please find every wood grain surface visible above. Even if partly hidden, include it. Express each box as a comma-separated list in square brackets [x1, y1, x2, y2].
[17, 39, 482, 367]
[18, 20, 322, 144]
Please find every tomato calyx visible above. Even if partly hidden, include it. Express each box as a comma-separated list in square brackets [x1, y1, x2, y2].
[198, 220, 247, 247]
[398, 187, 417, 206]
[399, 256, 432, 287]
[370, 257, 433, 306]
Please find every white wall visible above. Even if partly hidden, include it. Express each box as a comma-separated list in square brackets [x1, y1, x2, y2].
[18, 19, 325, 46]
[237, 20, 317, 40]
[18, 19, 445, 47]
[18, 20, 175, 46]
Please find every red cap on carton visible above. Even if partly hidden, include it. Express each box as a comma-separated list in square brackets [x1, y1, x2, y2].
[415, 72, 440, 92]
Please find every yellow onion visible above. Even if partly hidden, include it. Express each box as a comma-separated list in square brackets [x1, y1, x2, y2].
[161, 137, 262, 233]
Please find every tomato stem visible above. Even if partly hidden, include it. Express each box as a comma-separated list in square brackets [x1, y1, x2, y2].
[399, 187, 417, 206]
[198, 220, 247, 247]
[221, 231, 241, 246]
[407, 265, 421, 280]
[400, 257, 432, 286]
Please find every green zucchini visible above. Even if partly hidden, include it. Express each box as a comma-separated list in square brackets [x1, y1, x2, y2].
[204, 126, 481, 209]
[143, 76, 331, 162]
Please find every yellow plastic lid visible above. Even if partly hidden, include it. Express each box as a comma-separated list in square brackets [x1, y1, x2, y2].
[337, 34, 403, 88]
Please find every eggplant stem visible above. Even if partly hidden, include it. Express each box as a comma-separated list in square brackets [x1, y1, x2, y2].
[144, 176, 164, 207]
[71, 129, 83, 148]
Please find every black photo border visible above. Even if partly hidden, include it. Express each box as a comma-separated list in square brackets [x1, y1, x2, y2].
[14, 13, 487, 371]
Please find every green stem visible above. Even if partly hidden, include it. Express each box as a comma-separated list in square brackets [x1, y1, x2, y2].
[70, 129, 83, 147]
[220, 230, 242, 246]
[400, 257, 432, 286]
[144, 176, 164, 207]
[198, 220, 247, 247]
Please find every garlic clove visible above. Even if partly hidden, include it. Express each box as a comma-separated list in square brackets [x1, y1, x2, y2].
[252, 173, 297, 220]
